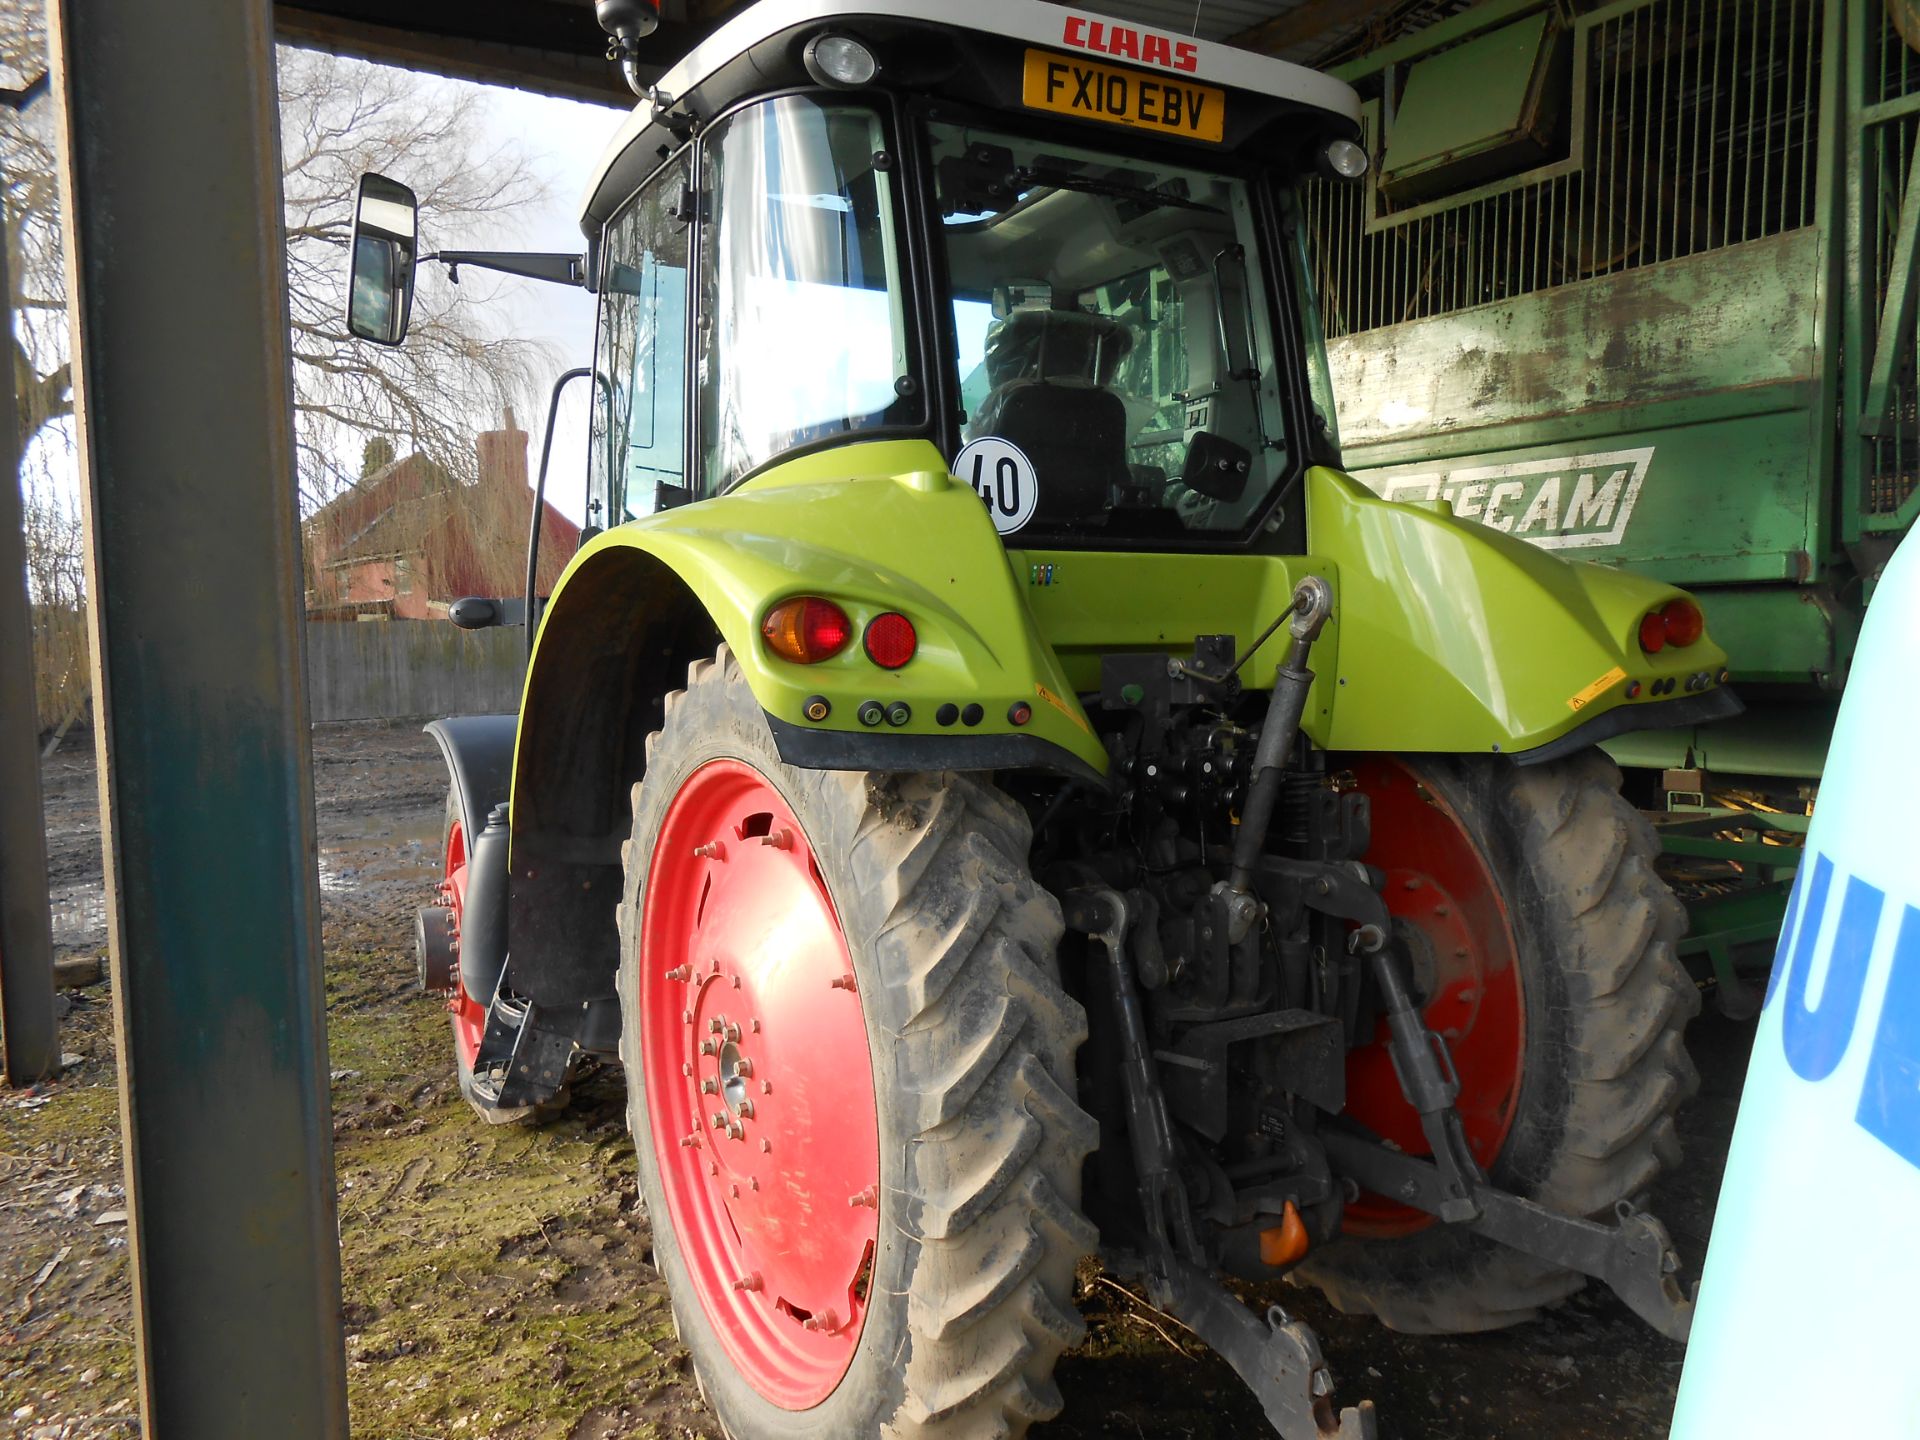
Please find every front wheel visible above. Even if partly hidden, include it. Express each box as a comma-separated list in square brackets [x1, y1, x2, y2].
[617, 647, 1097, 1437]
[1296, 750, 1700, 1333]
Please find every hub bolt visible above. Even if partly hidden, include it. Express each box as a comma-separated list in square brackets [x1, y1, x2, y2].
[750, 1019, 761, 1034]
[693, 841, 726, 860]
[830, 973, 858, 992]
[762, 1080, 772, 1095]
[680, 1135, 700, 1148]
[761, 1139, 772, 1153]
[732, 1273, 762, 1292]
[681, 1063, 692, 1077]
[683, 1010, 694, 1025]
[848, 1187, 877, 1209]
[665, 965, 692, 982]
[750, 1178, 759, 1191]
[801, 1309, 840, 1333]
[760, 828, 794, 850]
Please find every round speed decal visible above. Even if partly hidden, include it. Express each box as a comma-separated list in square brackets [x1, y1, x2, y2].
[954, 437, 1038, 535]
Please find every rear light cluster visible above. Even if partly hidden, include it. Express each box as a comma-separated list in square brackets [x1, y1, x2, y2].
[761, 596, 919, 669]
[1638, 598, 1704, 655]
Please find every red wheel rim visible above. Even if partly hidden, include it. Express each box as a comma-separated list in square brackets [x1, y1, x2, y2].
[1341, 757, 1525, 1237]
[443, 816, 486, 1072]
[640, 760, 879, 1409]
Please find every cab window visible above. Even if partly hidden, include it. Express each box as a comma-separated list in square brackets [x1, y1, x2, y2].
[695, 96, 920, 495]
[934, 120, 1292, 542]
[591, 152, 691, 524]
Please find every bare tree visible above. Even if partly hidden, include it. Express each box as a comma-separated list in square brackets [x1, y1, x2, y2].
[2, 16, 555, 502]
[277, 46, 556, 508]
[4, 22, 564, 726]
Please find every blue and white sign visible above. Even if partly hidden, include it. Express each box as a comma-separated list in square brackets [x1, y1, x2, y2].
[1671, 530, 1920, 1436]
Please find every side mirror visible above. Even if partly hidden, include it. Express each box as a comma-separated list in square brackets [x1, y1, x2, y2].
[345, 173, 418, 345]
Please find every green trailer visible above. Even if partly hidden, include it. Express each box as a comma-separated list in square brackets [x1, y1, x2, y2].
[1301, 0, 1912, 1000]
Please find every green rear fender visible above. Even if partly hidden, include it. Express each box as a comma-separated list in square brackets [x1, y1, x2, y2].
[1307, 466, 1735, 755]
[524, 440, 1108, 782]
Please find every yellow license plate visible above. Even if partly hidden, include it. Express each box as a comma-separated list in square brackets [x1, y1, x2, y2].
[1022, 48, 1226, 144]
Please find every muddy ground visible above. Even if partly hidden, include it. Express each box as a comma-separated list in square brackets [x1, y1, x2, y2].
[2, 723, 1751, 1439]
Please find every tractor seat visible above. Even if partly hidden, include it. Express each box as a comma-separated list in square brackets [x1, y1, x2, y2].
[970, 310, 1135, 525]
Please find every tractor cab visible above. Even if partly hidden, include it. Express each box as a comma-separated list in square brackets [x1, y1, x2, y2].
[576, 0, 1362, 548]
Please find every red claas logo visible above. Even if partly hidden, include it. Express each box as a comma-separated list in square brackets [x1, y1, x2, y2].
[1062, 14, 1200, 73]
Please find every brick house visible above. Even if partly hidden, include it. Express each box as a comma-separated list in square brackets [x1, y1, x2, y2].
[305, 412, 579, 621]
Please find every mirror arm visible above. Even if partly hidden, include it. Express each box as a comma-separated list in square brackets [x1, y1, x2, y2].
[424, 251, 587, 288]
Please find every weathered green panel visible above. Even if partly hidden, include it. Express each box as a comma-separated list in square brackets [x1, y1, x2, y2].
[1344, 407, 1819, 586]
[1329, 231, 1821, 449]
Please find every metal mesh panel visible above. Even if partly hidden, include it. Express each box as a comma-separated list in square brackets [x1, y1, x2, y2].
[1865, 96, 1920, 517]
[1304, 0, 1823, 339]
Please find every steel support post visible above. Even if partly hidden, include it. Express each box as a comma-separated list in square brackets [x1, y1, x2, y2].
[46, 1, 349, 1434]
[0, 230, 59, 1089]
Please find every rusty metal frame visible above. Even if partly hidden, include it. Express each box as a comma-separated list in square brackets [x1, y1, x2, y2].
[46, 0, 349, 1432]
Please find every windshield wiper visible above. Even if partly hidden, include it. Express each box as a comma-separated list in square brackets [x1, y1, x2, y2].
[1011, 165, 1220, 215]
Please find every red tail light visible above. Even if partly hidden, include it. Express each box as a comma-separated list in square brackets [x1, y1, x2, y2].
[863, 612, 917, 669]
[1639, 597, 1705, 655]
[1660, 598, 1704, 647]
[762, 597, 852, 664]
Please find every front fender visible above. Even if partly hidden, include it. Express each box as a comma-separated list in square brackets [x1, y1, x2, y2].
[1308, 466, 1737, 758]
[531, 439, 1108, 781]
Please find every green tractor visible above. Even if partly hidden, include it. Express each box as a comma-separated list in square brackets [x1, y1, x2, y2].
[353, 1, 1731, 1434]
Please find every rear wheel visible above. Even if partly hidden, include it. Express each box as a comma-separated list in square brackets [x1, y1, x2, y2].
[1296, 751, 1700, 1333]
[618, 647, 1097, 1437]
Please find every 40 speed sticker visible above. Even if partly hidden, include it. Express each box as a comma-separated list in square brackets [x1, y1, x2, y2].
[954, 436, 1039, 535]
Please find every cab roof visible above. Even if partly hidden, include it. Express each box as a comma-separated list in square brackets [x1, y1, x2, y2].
[580, 0, 1362, 231]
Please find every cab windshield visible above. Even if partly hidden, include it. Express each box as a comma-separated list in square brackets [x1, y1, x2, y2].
[932, 120, 1293, 544]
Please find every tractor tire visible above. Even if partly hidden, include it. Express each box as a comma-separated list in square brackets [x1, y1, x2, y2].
[438, 789, 565, 1126]
[617, 646, 1097, 1438]
[1295, 750, 1700, 1333]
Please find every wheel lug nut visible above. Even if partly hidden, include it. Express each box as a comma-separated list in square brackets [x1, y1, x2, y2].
[749, 1177, 759, 1191]
[724, 1023, 741, 1042]
[700, 1040, 717, 1056]
[738, 1100, 755, 1119]
[848, 1187, 877, 1209]
[709, 1018, 724, 1034]
[731, 975, 741, 989]
[802, 1308, 839, 1332]
[732, 1059, 752, 1078]
[760, 1139, 771, 1153]
[761, 1080, 771, 1095]
[759, 828, 793, 850]
[727, 1121, 745, 1140]
[681, 1063, 692, 1077]
[680, 1134, 700, 1148]
[701, 1079, 718, 1095]
[732, 1273, 761, 1292]
[683, 1010, 694, 1024]
[830, 973, 857, 992]
[712, 1112, 727, 1129]
[750, 1019, 761, 1034]
[731, 1183, 740, 1198]
[693, 841, 726, 860]
[665, 965, 691, 982]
